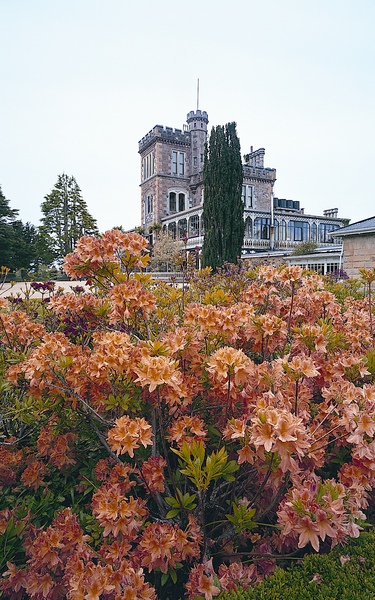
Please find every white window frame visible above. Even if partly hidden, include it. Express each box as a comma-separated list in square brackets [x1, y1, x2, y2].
[242, 185, 253, 208]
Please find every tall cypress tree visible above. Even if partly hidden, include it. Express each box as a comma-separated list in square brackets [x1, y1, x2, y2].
[39, 174, 99, 266]
[202, 122, 244, 269]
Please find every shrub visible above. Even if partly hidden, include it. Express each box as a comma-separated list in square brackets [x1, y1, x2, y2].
[218, 530, 375, 600]
[1, 232, 375, 599]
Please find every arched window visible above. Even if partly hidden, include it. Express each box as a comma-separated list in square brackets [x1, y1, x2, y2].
[169, 192, 176, 212]
[169, 190, 187, 213]
[145, 195, 153, 215]
[189, 215, 199, 237]
[168, 222, 176, 239]
[280, 220, 287, 241]
[254, 217, 270, 240]
[178, 219, 187, 239]
[245, 217, 252, 238]
[273, 219, 279, 241]
[288, 221, 309, 242]
[178, 193, 185, 212]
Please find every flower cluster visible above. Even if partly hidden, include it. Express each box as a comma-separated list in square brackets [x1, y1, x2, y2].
[3, 236, 375, 600]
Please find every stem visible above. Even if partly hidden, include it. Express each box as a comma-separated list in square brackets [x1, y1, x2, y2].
[156, 392, 187, 517]
[287, 283, 295, 337]
[88, 416, 122, 463]
[294, 379, 299, 416]
[198, 490, 208, 558]
[251, 453, 274, 506]
[257, 471, 290, 521]
[310, 430, 347, 453]
[369, 281, 374, 341]
[311, 422, 342, 446]
[151, 407, 157, 457]
[310, 405, 335, 437]
[48, 376, 112, 426]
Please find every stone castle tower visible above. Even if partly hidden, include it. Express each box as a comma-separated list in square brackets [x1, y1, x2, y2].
[138, 109, 208, 241]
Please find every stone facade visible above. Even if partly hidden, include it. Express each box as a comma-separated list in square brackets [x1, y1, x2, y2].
[343, 236, 375, 278]
[331, 218, 375, 278]
[139, 109, 345, 253]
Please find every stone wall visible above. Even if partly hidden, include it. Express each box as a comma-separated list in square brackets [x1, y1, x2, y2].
[343, 234, 375, 278]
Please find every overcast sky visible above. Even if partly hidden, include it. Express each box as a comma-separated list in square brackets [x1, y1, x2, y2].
[1, 0, 374, 233]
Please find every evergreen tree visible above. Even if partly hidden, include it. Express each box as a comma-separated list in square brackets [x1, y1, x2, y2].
[0, 185, 19, 268]
[11, 221, 39, 273]
[202, 122, 244, 269]
[39, 174, 99, 266]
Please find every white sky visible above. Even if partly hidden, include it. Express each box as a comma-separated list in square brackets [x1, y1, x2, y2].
[1, 0, 374, 233]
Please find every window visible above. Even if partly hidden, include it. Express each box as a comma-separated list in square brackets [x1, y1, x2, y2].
[193, 157, 197, 167]
[145, 195, 153, 215]
[172, 151, 185, 176]
[179, 152, 184, 175]
[288, 221, 309, 242]
[178, 193, 185, 212]
[241, 185, 253, 208]
[280, 220, 287, 241]
[142, 152, 155, 181]
[273, 219, 279, 240]
[178, 219, 187, 239]
[189, 215, 199, 237]
[318, 223, 339, 243]
[168, 222, 176, 239]
[254, 217, 270, 240]
[169, 192, 176, 212]
[169, 190, 186, 213]
[245, 217, 252, 238]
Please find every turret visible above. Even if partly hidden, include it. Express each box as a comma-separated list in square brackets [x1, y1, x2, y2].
[186, 110, 208, 176]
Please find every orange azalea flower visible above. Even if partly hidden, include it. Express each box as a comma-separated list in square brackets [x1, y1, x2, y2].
[295, 516, 321, 552]
[168, 415, 207, 446]
[186, 560, 220, 600]
[109, 280, 156, 323]
[92, 483, 148, 538]
[20, 459, 47, 490]
[107, 415, 153, 457]
[139, 520, 200, 574]
[207, 346, 253, 386]
[283, 354, 320, 380]
[133, 355, 183, 394]
[140, 455, 167, 493]
[237, 444, 257, 464]
[278, 265, 303, 285]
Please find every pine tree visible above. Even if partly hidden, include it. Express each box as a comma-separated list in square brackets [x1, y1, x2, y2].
[202, 122, 244, 270]
[39, 174, 99, 266]
[11, 221, 38, 272]
[0, 185, 19, 268]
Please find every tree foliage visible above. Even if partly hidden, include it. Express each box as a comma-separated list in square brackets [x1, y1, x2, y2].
[149, 230, 182, 272]
[0, 185, 19, 269]
[0, 186, 38, 273]
[202, 122, 244, 270]
[1, 235, 375, 599]
[291, 241, 318, 256]
[39, 174, 98, 266]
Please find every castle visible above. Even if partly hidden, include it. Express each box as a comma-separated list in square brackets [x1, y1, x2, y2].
[138, 109, 344, 257]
